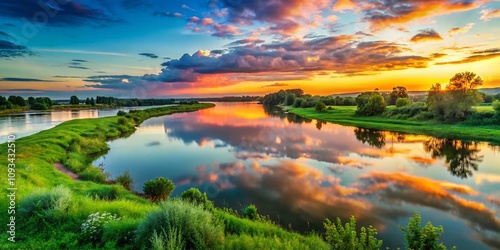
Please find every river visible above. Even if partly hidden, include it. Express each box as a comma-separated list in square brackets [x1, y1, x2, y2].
[90, 102, 500, 249]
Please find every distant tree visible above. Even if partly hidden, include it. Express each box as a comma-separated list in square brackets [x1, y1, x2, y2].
[292, 98, 304, 107]
[85, 98, 90, 105]
[285, 93, 296, 106]
[8, 96, 26, 107]
[28, 97, 36, 107]
[69, 95, 80, 105]
[90, 97, 96, 106]
[389, 86, 409, 105]
[31, 102, 49, 110]
[355, 92, 386, 116]
[315, 101, 327, 112]
[493, 100, 500, 114]
[396, 97, 411, 107]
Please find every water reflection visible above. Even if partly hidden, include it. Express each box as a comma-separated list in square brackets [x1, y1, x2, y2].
[96, 102, 499, 249]
[424, 138, 483, 179]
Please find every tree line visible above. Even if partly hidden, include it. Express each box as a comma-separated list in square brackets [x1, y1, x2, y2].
[262, 72, 500, 124]
[0, 95, 53, 111]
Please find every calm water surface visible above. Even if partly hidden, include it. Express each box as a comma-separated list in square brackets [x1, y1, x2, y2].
[0, 105, 172, 142]
[94, 102, 500, 249]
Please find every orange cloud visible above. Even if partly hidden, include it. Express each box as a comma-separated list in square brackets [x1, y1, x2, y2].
[480, 8, 500, 21]
[332, 0, 357, 12]
[410, 29, 443, 42]
[448, 23, 475, 37]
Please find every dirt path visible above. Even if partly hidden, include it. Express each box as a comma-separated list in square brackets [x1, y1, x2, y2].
[53, 163, 80, 180]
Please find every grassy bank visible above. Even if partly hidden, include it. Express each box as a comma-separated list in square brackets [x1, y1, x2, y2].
[0, 103, 331, 249]
[285, 106, 500, 143]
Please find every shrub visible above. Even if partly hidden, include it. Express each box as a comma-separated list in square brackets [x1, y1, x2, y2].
[315, 101, 327, 112]
[135, 200, 224, 249]
[19, 185, 72, 219]
[116, 171, 134, 190]
[118, 117, 128, 124]
[401, 211, 451, 250]
[396, 97, 411, 107]
[150, 227, 185, 250]
[324, 216, 382, 250]
[355, 92, 386, 116]
[242, 204, 258, 220]
[87, 186, 120, 200]
[224, 234, 330, 250]
[493, 100, 500, 113]
[117, 110, 127, 116]
[143, 177, 175, 201]
[80, 212, 121, 245]
[180, 188, 213, 210]
[79, 166, 108, 183]
[102, 219, 138, 248]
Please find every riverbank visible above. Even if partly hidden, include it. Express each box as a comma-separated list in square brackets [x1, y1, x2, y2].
[0, 103, 332, 249]
[285, 106, 500, 144]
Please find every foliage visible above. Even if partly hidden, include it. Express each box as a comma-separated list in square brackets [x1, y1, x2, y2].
[135, 200, 224, 249]
[428, 72, 483, 122]
[293, 97, 304, 107]
[224, 234, 330, 250]
[389, 86, 409, 105]
[143, 177, 175, 201]
[262, 89, 304, 106]
[80, 212, 121, 244]
[324, 216, 382, 250]
[69, 95, 80, 105]
[396, 97, 411, 107]
[401, 212, 453, 250]
[117, 110, 127, 116]
[87, 185, 120, 200]
[79, 166, 108, 183]
[315, 101, 327, 112]
[242, 204, 258, 220]
[102, 219, 139, 248]
[180, 187, 214, 210]
[285, 93, 297, 106]
[150, 227, 185, 250]
[355, 92, 387, 116]
[19, 185, 72, 219]
[493, 100, 500, 114]
[116, 171, 134, 190]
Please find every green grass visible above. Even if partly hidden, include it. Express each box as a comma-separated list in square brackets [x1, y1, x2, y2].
[473, 105, 494, 113]
[286, 106, 500, 143]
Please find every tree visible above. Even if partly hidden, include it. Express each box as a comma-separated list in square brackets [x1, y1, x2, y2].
[85, 98, 91, 105]
[143, 177, 175, 201]
[315, 101, 327, 112]
[396, 97, 411, 107]
[427, 72, 483, 122]
[69, 95, 80, 105]
[401, 212, 451, 250]
[285, 93, 296, 106]
[389, 86, 409, 105]
[90, 97, 96, 106]
[355, 92, 386, 116]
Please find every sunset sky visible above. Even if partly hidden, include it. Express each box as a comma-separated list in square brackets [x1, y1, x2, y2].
[0, 0, 500, 98]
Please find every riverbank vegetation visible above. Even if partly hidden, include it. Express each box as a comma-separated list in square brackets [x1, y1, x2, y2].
[0, 103, 456, 249]
[263, 72, 500, 143]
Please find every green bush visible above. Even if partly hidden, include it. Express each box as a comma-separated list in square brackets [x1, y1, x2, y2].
[79, 166, 108, 183]
[401, 211, 452, 250]
[87, 185, 120, 200]
[180, 188, 213, 210]
[355, 92, 386, 116]
[135, 200, 224, 249]
[102, 219, 138, 248]
[324, 216, 382, 250]
[315, 101, 327, 112]
[117, 110, 127, 116]
[118, 117, 128, 124]
[143, 177, 175, 201]
[19, 185, 72, 219]
[493, 100, 500, 113]
[116, 171, 134, 190]
[396, 97, 411, 107]
[150, 227, 185, 250]
[242, 204, 258, 220]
